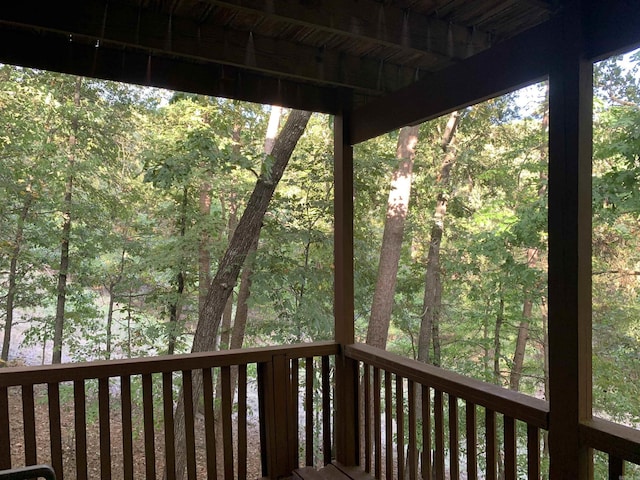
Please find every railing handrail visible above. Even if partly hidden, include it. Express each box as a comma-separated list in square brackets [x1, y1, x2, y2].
[580, 417, 640, 466]
[0, 341, 339, 387]
[346, 342, 549, 429]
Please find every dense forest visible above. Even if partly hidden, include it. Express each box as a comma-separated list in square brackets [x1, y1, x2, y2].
[1, 47, 639, 437]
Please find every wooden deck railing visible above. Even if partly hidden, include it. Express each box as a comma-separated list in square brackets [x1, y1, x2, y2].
[0, 342, 339, 480]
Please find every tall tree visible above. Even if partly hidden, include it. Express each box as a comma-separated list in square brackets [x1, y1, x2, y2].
[366, 125, 419, 349]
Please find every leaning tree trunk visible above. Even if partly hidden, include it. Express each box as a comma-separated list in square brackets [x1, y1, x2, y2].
[52, 76, 82, 364]
[172, 108, 311, 480]
[417, 111, 460, 366]
[366, 125, 420, 349]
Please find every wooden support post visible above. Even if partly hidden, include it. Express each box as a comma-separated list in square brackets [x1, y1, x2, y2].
[548, 2, 593, 478]
[334, 111, 359, 466]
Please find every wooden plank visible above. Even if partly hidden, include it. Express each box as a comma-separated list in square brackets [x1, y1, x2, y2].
[202, 367, 217, 478]
[350, 19, 556, 144]
[580, 417, 640, 465]
[503, 416, 516, 480]
[221, 366, 235, 479]
[434, 390, 444, 479]
[182, 370, 197, 480]
[162, 372, 176, 479]
[448, 395, 459, 480]
[120, 376, 134, 480]
[238, 364, 248, 480]
[322, 355, 332, 466]
[21, 384, 37, 465]
[257, 362, 269, 477]
[141, 373, 156, 480]
[547, 4, 593, 478]
[485, 409, 496, 480]
[466, 401, 478, 480]
[373, 368, 381, 479]
[0, 386, 11, 469]
[407, 381, 417, 480]
[0, 342, 339, 387]
[363, 363, 371, 473]
[421, 385, 431, 480]
[290, 358, 299, 470]
[527, 425, 540, 480]
[608, 455, 624, 480]
[73, 380, 88, 480]
[585, 0, 640, 60]
[395, 375, 405, 480]
[332, 461, 377, 479]
[384, 371, 392, 480]
[305, 357, 314, 466]
[98, 378, 111, 480]
[47, 383, 63, 479]
[345, 344, 549, 428]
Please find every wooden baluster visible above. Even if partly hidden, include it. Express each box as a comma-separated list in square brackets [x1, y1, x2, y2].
[202, 367, 217, 478]
[98, 378, 111, 480]
[141, 373, 156, 480]
[182, 370, 197, 480]
[290, 359, 299, 470]
[527, 425, 540, 480]
[322, 355, 331, 466]
[449, 394, 459, 480]
[238, 365, 248, 480]
[74, 380, 88, 480]
[434, 390, 444, 479]
[120, 376, 133, 480]
[384, 371, 392, 480]
[504, 416, 516, 480]
[396, 375, 405, 480]
[0, 386, 10, 469]
[608, 454, 624, 480]
[364, 364, 371, 473]
[305, 357, 314, 466]
[421, 385, 432, 480]
[47, 383, 63, 479]
[466, 401, 478, 480]
[485, 409, 497, 480]
[408, 380, 417, 480]
[22, 383, 37, 465]
[374, 367, 382, 479]
[221, 366, 234, 479]
[162, 372, 175, 479]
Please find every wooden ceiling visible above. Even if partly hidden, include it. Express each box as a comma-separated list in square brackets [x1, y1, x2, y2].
[0, 0, 555, 112]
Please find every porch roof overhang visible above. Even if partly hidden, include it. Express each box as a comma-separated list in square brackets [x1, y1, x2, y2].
[2, 1, 638, 143]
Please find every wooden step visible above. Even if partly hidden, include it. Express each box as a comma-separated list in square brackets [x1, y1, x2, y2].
[293, 462, 373, 480]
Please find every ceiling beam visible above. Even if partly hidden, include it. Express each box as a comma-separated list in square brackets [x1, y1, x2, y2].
[0, 26, 344, 113]
[0, 0, 420, 95]
[349, 19, 556, 144]
[584, 0, 640, 60]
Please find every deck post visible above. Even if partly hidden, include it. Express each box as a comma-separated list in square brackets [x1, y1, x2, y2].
[333, 111, 359, 466]
[547, 1, 593, 478]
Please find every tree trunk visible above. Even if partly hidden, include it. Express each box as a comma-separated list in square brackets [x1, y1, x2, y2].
[366, 125, 419, 349]
[198, 181, 212, 322]
[168, 186, 188, 355]
[172, 108, 310, 480]
[494, 294, 505, 385]
[106, 248, 126, 359]
[52, 76, 82, 364]
[417, 112, 460, 366]
[2, 189, 32, 362]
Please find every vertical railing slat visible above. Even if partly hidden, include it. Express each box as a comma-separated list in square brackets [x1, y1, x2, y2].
[384, 370, 393, 480]
[434, 390, 445, 480]
[21, 383, 37, 465]
[408, 380, 417, 480]
[290, 358, 299, 470]
[182, 370, 197, 480]
[74, 380, 88, 480]
[47, 383, 63, 479]
[374, 367, 382, 479]
[221, 366, 235, 479]
[363, 363, 371, 473]
[305, 357, 314, 467]
[485, 408, 497, 480]
[238, 364, 248, 480]
[322, 355, 331, 466]
[466, 401, 478, 480]
[162, 372, 175, 479]
[608, 454, 624, 480]
[527, 424, 540, 480]
[449, 394, 459, 480]
[504, 416, 516, 480]
[141, 373, 156, 480]
[396, 375, 405, 480]
[0, 386, 11, 469]
[421, 385, 431, 480]
[202, 367, 217, 478]
[120, 376, 133, 480]
[98, 378, 111, 480]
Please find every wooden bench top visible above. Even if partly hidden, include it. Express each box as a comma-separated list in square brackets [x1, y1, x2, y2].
[293, 462, 373, 480]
